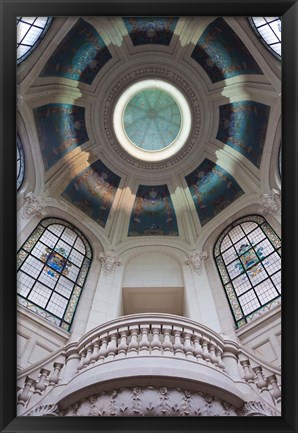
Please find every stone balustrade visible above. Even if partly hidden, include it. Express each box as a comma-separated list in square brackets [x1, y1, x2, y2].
[17, 313, 281, 415]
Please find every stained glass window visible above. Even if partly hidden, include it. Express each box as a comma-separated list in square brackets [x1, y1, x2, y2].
[248, 17, 281, 60]
[17, 218, 92, 331]
[17, 17, 53, 65]
[214, 215, 281, 328]
[17, 135, 25, 190]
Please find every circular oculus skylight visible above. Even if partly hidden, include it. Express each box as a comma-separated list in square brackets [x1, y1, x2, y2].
[113, 79, 191, 162]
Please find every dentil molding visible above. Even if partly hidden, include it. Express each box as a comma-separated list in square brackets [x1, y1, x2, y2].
[102, 66, 202, 170]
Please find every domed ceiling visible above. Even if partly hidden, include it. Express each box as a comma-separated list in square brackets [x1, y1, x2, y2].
[22, 16, 280, 245]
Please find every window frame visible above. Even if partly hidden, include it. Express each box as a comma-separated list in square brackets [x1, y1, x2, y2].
[17, 217, 92, 331]
[214, 214, 281, 328]
[248, 16, 281, 61]
[17, 17, 53, 65]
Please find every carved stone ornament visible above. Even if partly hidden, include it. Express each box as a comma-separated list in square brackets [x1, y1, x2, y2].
[103, 66, 202, 170]
[240, 401, 278, 417]
[259, 189, 281, 215]
[99, 250, 121, 275]
[185, 250, 208, 274]
[47, 386, 239, 417]
[27, 404, 59, 417]
[22, 192, 46, 220]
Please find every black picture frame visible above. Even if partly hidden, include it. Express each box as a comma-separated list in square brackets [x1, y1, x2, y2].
[1, 1, 297, 432]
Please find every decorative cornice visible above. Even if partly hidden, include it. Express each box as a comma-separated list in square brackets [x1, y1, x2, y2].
[259, 189, 281, 216]
[103, 66, 202, 170]
[99, 250, 121, 275]
[22, 192, 46, 220]
[185, 250, 208, 274]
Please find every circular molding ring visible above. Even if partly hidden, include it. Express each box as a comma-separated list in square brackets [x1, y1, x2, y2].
[113, 79, 192, 162]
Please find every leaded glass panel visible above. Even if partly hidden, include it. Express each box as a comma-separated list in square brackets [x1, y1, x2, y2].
[17, 217, 92, 330]
[214, 215, 281, 327]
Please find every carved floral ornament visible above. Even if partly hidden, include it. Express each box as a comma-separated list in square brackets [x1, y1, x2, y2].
[99, 250, 121, 275]
[26, 388, 277, 417]
[259, 189, 281, 216]
[185, 250, 208, 274]
[103, 66, 202, 170]
[22, 192, 46, 220]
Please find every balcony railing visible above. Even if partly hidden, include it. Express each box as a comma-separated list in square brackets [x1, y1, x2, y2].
[17, 313, 281, 415]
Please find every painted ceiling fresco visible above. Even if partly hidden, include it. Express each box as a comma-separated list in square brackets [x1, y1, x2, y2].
[191, 17, 263, 83]
[128, 184, 179, 236]
[62, 159, 121, 228]
[33, 103, 89, 171]
[216, 101, 270, 168]
[123, 88, 181, 151]
[185, 159, 244, 226]
[40, 18, 112, 84]
[123, 17, 179, 46]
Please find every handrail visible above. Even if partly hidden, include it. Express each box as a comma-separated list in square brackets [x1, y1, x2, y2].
[17, 313, 281, 414]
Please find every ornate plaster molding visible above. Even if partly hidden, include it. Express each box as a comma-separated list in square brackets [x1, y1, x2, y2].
[27, 404, 59, 417]
[57, 386, 238, 417]
[99, 250, 121, 275]
[103, 66, 202, 170]
[22, 192, 46, 220]
[259, 189, 281, 216]
[185, 250, 208, 274]
[240, 401, 278, 416]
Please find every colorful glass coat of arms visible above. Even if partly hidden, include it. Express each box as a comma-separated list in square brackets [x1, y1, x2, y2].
[41, 246, 72, 278]
[235, 243, 269, 278]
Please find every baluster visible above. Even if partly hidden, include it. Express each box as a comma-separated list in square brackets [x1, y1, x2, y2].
[106, 331, 118, 360]
[253, 366, 269, 393]
[139, 324, 150, 354]
[221, 340, 242, 380]
[98, 333, 108, 362]
[240, 359, 255, 383]
[77, 349, 86, 371]
[267, 374, 281, 403]
[151, 325, 162, 353]
[209, 342, 219, 366]
[127, 325, 139, 357]
[173, 326, 184, 358]
[34, 368, 50, 394]
[48, 362, 63, 386]
[201, 338, 212, 363]
[215, 347, 225, 370]
[90, 338, 100, 364]
[118, 327, 129, 358]
[183, 328, 195, 359]
[193, 332, 203, 362]
[62, 351, 80, 381]
[84, 344, 93, 367]
[17, 377, 36, 406]
[161, 325, 173, 355]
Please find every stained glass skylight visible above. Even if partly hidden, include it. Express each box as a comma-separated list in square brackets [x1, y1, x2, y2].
[248, 17, 281, 60]
[17, 17, 53, 65]
[123, 88, 182, 151]
[113, 79, 191, 162]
